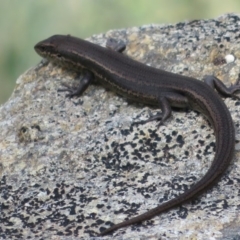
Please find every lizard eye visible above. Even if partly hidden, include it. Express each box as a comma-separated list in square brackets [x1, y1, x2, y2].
[39, 46, 46, 51]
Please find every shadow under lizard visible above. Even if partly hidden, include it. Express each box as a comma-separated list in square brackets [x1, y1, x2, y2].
[34, 34, 239, 236]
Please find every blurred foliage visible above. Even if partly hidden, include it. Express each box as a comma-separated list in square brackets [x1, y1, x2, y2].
[1, 0, 240, 103]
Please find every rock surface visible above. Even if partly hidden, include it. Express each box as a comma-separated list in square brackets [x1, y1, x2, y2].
[1, 13, 240, 240]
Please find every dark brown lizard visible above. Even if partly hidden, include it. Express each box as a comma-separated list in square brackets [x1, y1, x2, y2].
[34, 35, 239, 236]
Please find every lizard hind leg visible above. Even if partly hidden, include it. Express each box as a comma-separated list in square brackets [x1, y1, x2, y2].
[133, 93, 188, 128]
[204, 75, 240, 99]
[132, 109, 163, 126]
[131, 96, 170, 127]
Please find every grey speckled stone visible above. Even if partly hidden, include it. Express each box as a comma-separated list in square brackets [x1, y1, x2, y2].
[1, 13, 240, 240]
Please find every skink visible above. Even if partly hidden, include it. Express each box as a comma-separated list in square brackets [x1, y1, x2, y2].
[35, 35, 239, 236]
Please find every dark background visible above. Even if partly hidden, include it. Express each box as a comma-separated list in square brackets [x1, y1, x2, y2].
[1, 0, 240, 103]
